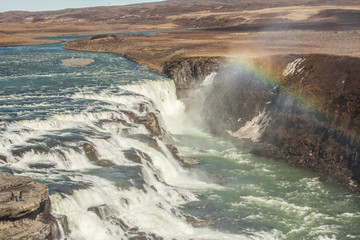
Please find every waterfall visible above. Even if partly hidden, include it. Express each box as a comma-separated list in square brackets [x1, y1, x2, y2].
[1, 77, 232, 239]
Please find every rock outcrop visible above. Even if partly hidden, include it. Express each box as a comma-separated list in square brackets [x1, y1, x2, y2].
[0, 174, 69, 240]
[124, 110, 164, 137]
[166, 144, 201, 167]
[163, 57, 225, 97]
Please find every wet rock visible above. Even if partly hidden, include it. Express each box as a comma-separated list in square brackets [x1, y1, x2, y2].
[123, 148, 152, 164]
[95, 159, 114, 167]
[49, 214, 70, 240]
[88, 204, 112, 220]
[201, 59, 278, 135]
[138, 103, 148, 113]
[97, 118, 132, 128]
[83, 143, 100, 162]
[0, 155, 7, 163]
[88, 204, 129, 231]
[12, 145, 49, 158]
[128, 231, 164, 240]
[123, 148, 142, 164]
[109, 216, 129, 231]
[124, 111, 162, 136]
[0, 173, 69, 240]
[166, 144, 201, 167]
[127, 134, 160, 151]
[126, 133, 170, 156]
[28, 162, 56, 169]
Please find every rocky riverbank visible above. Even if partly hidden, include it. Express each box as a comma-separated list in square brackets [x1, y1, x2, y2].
[0, 174, 69, 240]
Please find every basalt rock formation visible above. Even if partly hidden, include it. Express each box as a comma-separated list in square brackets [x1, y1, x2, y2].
[0, 174, 69, 239]
[199, 54, 360, 192]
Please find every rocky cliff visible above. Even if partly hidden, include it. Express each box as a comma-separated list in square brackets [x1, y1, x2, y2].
[0, 174, 69, 240]
[195, 54, 360, 192]
[163, 57, 225, 95]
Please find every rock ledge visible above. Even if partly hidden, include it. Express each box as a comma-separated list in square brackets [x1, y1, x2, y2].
[0, 174, 69, 240]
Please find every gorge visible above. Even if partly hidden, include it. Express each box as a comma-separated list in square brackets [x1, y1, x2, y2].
[1, 0, 360, 239]
[64, 36, 360, 193]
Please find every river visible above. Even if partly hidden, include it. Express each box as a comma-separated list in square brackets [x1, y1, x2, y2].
[0, 34, 359, 240]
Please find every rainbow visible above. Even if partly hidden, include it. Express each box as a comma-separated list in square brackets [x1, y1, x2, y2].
[226, 56, 327, 119]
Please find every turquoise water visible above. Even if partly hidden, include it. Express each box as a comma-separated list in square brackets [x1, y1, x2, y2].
[0, 36, 359, 240]
[177, 133, 360, 239]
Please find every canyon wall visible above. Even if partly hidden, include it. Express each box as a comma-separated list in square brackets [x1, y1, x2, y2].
[171, 54, 360, 192]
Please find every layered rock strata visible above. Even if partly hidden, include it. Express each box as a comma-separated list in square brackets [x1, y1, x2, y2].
[0, 174, 69, 240]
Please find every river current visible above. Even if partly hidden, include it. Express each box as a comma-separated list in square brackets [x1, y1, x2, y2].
[0, 35, 359, 240]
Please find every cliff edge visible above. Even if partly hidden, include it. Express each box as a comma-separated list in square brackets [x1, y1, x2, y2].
[0, 174, 69, 240]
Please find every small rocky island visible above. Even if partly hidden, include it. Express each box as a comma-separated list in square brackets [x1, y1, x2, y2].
[0, 174, 69, 240]
[60, 57, 95, 67]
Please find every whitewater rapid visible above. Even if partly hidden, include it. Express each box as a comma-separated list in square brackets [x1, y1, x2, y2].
[2, 78, 231, 239]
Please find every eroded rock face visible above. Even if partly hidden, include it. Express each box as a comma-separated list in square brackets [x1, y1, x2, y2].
[0, 174, 69, 239]
[257, 55, 360, 191]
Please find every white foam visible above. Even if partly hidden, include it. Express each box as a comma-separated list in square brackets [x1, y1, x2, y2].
[200, 72, 217, 86]
[241, 196, 312, 216]
[50, 175, 243, 240]
[121, 79, 202, 134]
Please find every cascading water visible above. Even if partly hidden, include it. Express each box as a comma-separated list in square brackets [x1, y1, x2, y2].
[1, 36, 360, 240]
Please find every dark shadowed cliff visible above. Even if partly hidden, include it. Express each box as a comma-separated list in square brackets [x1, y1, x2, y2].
[194, 54, 360, 192]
